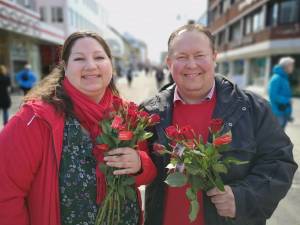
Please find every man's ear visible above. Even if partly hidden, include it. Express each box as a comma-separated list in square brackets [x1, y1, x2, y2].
[166, 55, 172, 70]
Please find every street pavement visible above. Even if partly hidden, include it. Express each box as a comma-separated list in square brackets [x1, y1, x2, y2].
[1, 72, 299, 224]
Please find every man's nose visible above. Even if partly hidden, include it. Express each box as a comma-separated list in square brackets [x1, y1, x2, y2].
[186, 57, 198, 69]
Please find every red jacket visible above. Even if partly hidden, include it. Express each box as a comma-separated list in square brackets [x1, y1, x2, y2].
[0, 101, 156, 225]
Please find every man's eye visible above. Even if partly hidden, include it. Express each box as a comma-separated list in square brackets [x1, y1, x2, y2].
[74, 58, 84, 61]
[95, 56, 105, 60]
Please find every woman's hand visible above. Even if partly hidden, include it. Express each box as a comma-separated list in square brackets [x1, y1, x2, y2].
[103, 147, 141, 175]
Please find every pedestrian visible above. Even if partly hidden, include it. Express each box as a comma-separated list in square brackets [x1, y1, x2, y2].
[268, 57, 295, 129]
[155, 66, 165, 90]
[127, 66, 133, 87]
[141, 24, 297, 225]
[0, 65, 11, 126]
[15, 63, 37, 95]
[0, 31, 156, 225]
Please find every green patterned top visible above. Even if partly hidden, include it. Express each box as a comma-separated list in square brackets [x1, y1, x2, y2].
[59, 117, 140, 225]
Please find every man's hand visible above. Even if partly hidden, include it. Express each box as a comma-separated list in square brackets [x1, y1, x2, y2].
[207, 185, 236, 218]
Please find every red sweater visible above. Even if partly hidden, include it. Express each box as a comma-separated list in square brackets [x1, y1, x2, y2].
[163, 94, 216, 225]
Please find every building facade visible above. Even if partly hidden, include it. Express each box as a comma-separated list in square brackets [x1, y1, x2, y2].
[0, 0, 64, 87]
[207, 0, 300, 95]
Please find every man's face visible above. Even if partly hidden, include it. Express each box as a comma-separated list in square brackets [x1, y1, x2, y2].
[166, 30, 217, 100]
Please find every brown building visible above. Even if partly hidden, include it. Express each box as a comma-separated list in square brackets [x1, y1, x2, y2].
[207, 0, 300, 95]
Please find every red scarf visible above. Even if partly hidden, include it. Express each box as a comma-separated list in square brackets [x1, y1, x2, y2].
[63, 78, 114, 204]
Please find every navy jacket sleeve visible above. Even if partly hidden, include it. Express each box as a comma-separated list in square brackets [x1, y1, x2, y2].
[231, 96, 297, 222]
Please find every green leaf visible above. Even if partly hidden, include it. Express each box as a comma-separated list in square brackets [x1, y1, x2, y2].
[101, 134, 115, 147]
[101, 120, 112, 134]
[189, 175, 205, 190]
[212, 163, 228, 174]
[165, 172, 187, 187]
[125, 186, 136, 202]
[223, 156, 249, 165]
[214, 175, 225, 191]
[186, 187, 197, 201]
[98, 163, 108, 174]
[189, 200, 199, 222]
[95, 136, 103, 144]
[122, 176, 135, 186]
[141, 132, 153, 140]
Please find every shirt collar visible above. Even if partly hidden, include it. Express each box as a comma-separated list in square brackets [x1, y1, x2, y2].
[173, 80, 216, 104]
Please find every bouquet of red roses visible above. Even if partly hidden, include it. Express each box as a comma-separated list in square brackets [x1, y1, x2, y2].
[154, 119, 247, 222]
[94, 98, 160, 225]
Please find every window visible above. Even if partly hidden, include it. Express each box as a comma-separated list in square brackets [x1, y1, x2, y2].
[39, 7, 46, 21]
[249, 58, 266, 86]
[244, 15, 252, 35]
[217, 30, 226, 47]
[267, 0, 299, 26]
[229, 22, 241, 41]
[51, 7, 63, 23]
[252, 10, 264, 32]
[279, 0, 299, 24]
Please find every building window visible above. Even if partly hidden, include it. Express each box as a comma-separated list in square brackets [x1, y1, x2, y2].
[244, 15, 252, 35]
[217, 30, 226, 47]
[267, 0, 299, 26]
[252, 10, 264, 32]
[51, 7, 63, 23]
[229, 21, 241, 41]
[279, 0, 299, 24]
[249, 58, 266, 86]
[39, 7, 46, 21]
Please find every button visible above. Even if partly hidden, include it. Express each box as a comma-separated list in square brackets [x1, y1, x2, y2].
[228, 122, 233, 127]
[242, 107, 247, 111]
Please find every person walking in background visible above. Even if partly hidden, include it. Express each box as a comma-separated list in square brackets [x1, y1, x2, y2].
[268, 57, 295, 129]
[0, 31, 156, 225]
[127, 66, 133, 87]
[0, 65, 11, 126]
[155, 66, 165, 90]
[15, 63, 37, 95]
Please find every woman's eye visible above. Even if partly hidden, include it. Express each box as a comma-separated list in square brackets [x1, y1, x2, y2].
[74, 58, 84, 61]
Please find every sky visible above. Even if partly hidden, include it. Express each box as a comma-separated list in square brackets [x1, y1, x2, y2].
[100, 0, 207, 63]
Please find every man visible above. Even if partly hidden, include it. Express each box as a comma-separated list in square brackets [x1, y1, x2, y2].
[141, 24, 297, 225]
[16, 63, 37, 95]
[268, 57, 294, 129]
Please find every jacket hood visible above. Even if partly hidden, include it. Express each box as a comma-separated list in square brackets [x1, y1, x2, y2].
[273, 65, 288, 78]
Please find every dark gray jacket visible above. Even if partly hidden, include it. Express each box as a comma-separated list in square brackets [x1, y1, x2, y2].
[141, 76, 298, 225]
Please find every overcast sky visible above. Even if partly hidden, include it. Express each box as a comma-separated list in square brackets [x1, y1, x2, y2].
[100, 0, 207, 63]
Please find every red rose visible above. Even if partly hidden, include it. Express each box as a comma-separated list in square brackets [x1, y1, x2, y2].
[96, 143, 109, 151]
[111, 116, 123, 129]
[213, 134, 232, 147]
[165, 126, 179, 139]
[128, 102, 139, 112]
[138, 111, 149, 119]
[118, 131, 134, 141]
[181, 125, 194, 140]
[210, 119, 224, 133]
[153, 143, 166, 154]
[149, 114, 160, 125]
[112, 97, 123, 110]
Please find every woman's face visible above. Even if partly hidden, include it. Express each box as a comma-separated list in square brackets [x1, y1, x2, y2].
[65, 37, 113, 102]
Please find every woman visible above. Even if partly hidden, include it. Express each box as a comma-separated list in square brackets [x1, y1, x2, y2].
[0, 65, 11, 126]
[0, 31, 156, 225]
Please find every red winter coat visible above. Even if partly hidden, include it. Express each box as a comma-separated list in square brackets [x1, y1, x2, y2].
[0, 101, 156, 225]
